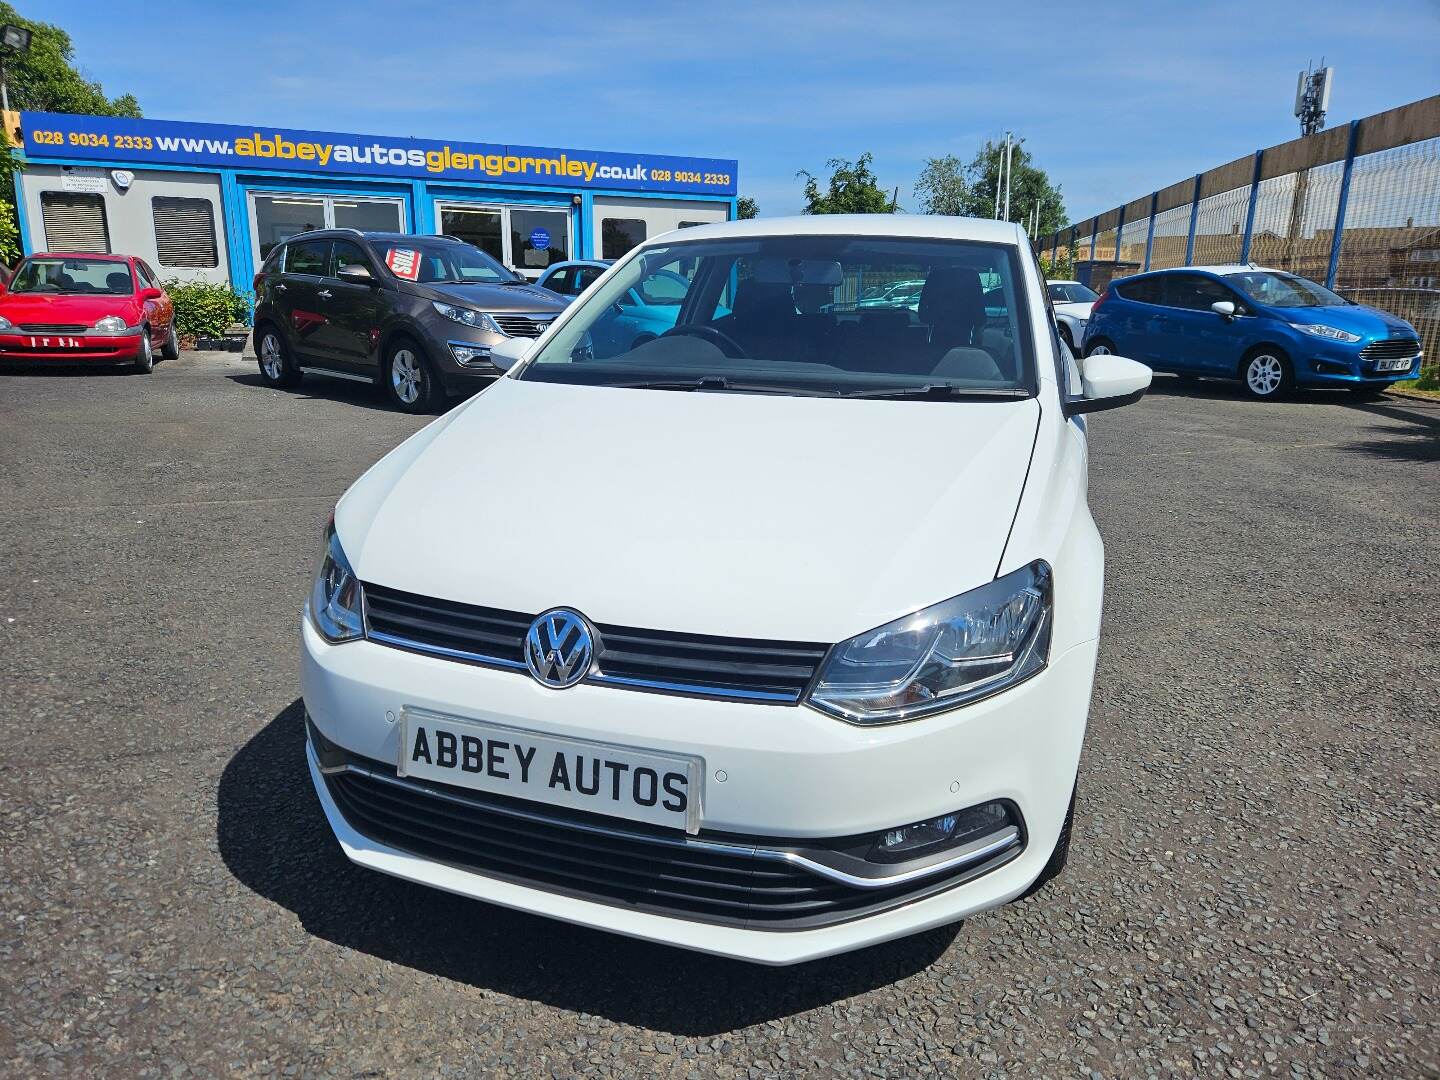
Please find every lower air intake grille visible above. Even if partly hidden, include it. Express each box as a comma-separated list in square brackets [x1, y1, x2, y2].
[321, 754, 1022, 929]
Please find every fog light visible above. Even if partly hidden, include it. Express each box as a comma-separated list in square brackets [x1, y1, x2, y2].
[869, 801, 1015, 863]
[450, 343, 493, 366]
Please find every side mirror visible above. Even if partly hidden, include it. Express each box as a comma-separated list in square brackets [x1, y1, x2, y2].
[1064, 353, 1152, 417]
[1210, 300, 1236, 318]
[336, 264, 376, 287]
[139, 286, 163, 301]
[489, 336, 534, 372]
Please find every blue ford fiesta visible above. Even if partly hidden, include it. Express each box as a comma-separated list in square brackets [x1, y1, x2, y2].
[1081, 265, 1423, 400]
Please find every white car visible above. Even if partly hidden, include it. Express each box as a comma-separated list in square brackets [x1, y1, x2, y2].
[1047, 279, 1100, 352]
[301, 215, 1151, 965]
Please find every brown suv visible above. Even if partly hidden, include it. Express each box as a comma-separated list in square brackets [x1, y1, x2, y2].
[251, 230, 567, 412]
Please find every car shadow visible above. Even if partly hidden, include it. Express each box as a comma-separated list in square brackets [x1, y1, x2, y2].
[225, 370, 484, 415]
[216, 701, 963, 1035]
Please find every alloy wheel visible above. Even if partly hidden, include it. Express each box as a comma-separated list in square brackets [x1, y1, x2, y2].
[1088, 343, 1112, 356]
[260, 334, 283, 380]
[1247, 354, 1284, 396]
[391, 349, 423, 404]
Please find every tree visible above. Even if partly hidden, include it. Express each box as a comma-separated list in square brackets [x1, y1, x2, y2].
[921, 139, 1067, 234]
[736, 195, 759, 219]
[0, 4, 141, 117]
[797, 153, 892, 215]
[912, 154, 969, 216]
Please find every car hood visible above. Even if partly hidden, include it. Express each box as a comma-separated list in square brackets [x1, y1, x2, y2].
[1276, 303, 1415, 338]
[1052, 301, 1093, 320]
[338, 379, 1042, 643]
[0, 293, 140, 325]
[408, 280, 568, 313]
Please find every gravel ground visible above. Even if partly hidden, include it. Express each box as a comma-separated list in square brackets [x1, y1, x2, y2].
[1, 351, 1436, 1078]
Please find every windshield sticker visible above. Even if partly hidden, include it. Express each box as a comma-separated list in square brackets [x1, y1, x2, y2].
[385, 247, 420, 280]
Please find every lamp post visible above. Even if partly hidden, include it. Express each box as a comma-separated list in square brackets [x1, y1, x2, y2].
[0, 23, 33, 114]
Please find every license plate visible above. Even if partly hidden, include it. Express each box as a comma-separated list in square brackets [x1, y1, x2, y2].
[1376, 357, 1412, 372]
[397, 707, 703, 833]
[25, 336, 83, 348]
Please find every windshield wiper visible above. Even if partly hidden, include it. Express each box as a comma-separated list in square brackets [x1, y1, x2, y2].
[844, 384, 1030, 401]
[614, 376, 840, 397]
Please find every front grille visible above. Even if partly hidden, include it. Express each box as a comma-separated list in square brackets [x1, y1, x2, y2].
[362, 582, 830, 703]
[15, 323, 90, 333]
[321, 752, 1022, 929]
[1360, 337, 1421, 361]
[492, 313, 557, 338]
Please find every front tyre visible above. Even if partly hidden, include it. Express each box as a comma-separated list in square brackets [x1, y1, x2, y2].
[131, 328, 154, 374]
[159, 323, 181, 362]
[384, 337, 441, 413]
[1019, 787, 1075, 901]
[1241, 350, 1292, 400]
[256, 326, 301, 388]
[1085, 338, 1115, 357]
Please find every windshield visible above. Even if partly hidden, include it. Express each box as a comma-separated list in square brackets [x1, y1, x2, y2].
[10, 258, 133, 295]
[369, 239, 516, 285]
[516, 235, 1035, 399]
[1049, 282, 1098, 303]
[1225, 271, 1347, 308]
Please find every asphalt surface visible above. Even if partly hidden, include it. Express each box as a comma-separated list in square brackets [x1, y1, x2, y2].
[1, 351, 1437, 1079]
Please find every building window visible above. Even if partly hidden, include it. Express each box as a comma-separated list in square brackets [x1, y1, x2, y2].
[601, 218, 646, 260]
[40, 191, 110, 253]
[679, 221, 706, 229]
[152, 197, 219, 268]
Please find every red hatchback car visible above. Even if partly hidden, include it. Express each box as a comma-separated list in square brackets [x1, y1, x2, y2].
[0, 252, 178, 373]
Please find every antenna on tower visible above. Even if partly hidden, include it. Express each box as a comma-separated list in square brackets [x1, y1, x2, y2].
[1294, 61, 1333, 136]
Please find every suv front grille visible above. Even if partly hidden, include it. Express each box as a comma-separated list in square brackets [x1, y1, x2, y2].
[1360, 337, 1421, 361]
[492, 313, 557, 338]
[363, 582, 830, 703]
[319, 746, 1023, 929]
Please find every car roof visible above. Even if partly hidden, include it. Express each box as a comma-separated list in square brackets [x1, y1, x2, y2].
[28, 251, 132, 262]
[648, 214, 1029, 246]
[1048, 279, 1082, 285]
[1136, 264, 1280, 277]
[544, 259, 611, 271]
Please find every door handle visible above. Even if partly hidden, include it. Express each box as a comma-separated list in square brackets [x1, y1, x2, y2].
[275, 283, 288, 292]
[317, 289, 333, 299]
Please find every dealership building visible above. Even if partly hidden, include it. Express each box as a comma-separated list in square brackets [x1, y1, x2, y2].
[10, 111, 738, 288]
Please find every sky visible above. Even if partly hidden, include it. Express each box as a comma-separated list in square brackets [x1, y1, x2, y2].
[44, 0, 1440, 225]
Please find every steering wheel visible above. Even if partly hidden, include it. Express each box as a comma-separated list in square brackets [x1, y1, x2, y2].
[662, 324, 747, 358]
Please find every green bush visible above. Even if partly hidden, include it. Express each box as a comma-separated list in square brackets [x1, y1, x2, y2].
[163, 278, 251, 339]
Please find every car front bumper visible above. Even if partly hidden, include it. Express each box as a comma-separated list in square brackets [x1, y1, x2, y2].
[0, 332, 143, 363]
[301, 616, 1098, 964]
[1296, 346, 1423, 386]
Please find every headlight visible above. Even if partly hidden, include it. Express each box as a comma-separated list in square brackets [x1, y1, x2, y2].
[1291, 323, 1361, 343]
[308, 522, 364, 643]
[807, 561, 1052, 724]
[93, 315, 130, 333]
[0, 315, 12, 331]
[432, 301, 502, 334]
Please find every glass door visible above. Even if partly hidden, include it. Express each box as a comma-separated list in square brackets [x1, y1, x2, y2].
[435, 201, 573, 279]
[249, 193, 404, 264]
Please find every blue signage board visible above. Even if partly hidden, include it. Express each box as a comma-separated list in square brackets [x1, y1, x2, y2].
[20, 112, 739, 197]
[529, 228, 551, 250]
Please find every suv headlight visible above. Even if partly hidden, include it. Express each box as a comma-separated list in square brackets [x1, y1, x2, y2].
[1290, 322, 1361, 343]
[432, 301, 502, 334]
[807, 561, 1052, 724]
[308, 522, 364, 643]
[93, 315, 131, 333]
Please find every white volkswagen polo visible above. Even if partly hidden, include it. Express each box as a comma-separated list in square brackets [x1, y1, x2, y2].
[301, 215, 1151, 965]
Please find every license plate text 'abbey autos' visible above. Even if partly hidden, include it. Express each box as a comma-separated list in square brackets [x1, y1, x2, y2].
[397, 707, 702, 833]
